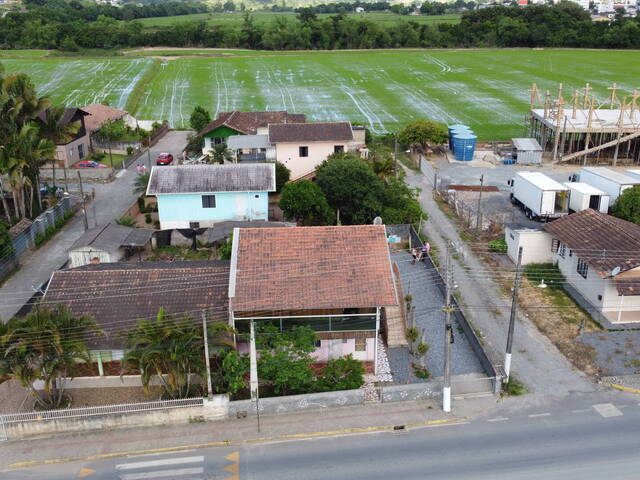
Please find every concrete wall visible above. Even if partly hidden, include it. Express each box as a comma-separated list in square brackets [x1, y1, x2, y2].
[55, 134, 91, 168]
[381, 381, 443, 402]
[275, 141, 348, 180]
[4, 396, 228, 440]
[157, 191, 269, 229]
[228, 389, 365, 417]
[505, 227, 554, 265]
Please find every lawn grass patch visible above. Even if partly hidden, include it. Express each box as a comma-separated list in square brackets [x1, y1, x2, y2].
[501, 376, 527, 397]
[146, 245, 212, 261]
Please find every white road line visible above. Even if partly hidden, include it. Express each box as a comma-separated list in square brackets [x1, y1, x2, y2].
[592, 403, 623, 418]
[116, 456, 204, 471]
[487, 417, 509, 422]
[528, 413, 551, 418]
[119, 467, 203, 480]
[571, 408, 592, 413]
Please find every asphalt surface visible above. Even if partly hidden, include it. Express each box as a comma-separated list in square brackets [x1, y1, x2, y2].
[4, 391, 640, 480]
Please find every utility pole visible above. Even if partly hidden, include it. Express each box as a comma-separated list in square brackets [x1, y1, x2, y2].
[475, 174, 484, 234]
[202, 311, 213, 399]
[77, 171, 89, 231]
[92, 188, 98, 228]
[442, 244, 453, 413]
[504, 246, 523, 383]
[249, 319, 260, 432]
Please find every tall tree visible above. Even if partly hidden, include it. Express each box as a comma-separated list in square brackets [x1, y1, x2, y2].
[611, 186, 640, 225]
[397, 119, 448, 153]
[0, 306, 99, 409]
[279, 180, 335, 226]
[189, 105, 211, 133]
[38, 105, 80, 193]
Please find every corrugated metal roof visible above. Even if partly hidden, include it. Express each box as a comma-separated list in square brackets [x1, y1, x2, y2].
[512, 138, 542, 151]
[517, 171, 568, 191]
[146, 164, 276, 195]
[582, 167, 640, 185]
[227, 135, 271, 150]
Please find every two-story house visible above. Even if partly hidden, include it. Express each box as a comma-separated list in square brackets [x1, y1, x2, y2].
[37, 108, 91, 168]
[146, 163, 275, 230]
[268, 122, 355, 180]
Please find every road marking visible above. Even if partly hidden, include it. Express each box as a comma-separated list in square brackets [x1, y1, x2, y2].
[119, 467, 203, 480]
[487, 417, 509, 422]
[528, 413, 551, 418]
[77, 467, 95, 478]
[116, 456, 204, 471]
[571, 408, 592, 413]
[592, 403, 623, 418]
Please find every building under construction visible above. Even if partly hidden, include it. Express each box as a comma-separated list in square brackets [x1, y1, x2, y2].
[527, 83, 640, 166]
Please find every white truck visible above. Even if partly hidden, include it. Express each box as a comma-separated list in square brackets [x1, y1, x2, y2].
[570, 167, 640, 205]
[508, 172, 570, 221]
[563, 182, 610, 213]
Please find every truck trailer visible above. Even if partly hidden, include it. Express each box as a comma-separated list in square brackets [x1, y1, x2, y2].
[564, 182, 610, 214]
[571, 167, 640, 205]
[508, 172, 570, 221]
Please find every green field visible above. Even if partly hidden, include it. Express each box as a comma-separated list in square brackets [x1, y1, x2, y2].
[2, 49, 639, 139]
[134, 12, 461, 28]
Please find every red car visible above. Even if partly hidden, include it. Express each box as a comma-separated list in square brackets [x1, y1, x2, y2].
[76, 160, 107, 168]
[155, 153, 174, 165]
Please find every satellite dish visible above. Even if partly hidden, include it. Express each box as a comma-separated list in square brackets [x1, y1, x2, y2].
[611, 266, 621, 277]
[373, 216, 382, 225]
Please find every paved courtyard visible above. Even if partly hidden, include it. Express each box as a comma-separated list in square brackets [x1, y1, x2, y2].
[388, 251, 484, 383]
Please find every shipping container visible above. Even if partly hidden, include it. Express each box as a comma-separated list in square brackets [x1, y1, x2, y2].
[573, 167, 640, 204]
[564, 182, 610, 213]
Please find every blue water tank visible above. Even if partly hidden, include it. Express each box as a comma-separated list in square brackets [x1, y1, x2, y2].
[453, 133, 477, 161]
[448, 125, 471, 151]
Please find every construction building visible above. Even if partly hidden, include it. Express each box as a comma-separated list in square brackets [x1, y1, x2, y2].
[527, 82, 640, 166]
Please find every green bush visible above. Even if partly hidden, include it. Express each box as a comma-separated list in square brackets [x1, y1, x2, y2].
[127, 146, 134, 156]
[316, 355, 365, 392]
[416, 341, 429, 357]
[144, 213, 152, 224]
[35, 232, 45, 246]
[412, 363, 430, 379]
[137, 196, 146, 212]
[501, 376, 527, 397]
[45, 225, 55, 237]
[488, 239, 507, 253]
[116, 216, 136, 227]
[54, 218, 64, 229]
[63, 210, 74, 220]
[406, 327, 419, 343]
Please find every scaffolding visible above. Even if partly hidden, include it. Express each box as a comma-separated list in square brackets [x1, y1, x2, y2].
[527, 82, 640, 166]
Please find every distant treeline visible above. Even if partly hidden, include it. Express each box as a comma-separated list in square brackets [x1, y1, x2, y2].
[1, 3, 640, 51]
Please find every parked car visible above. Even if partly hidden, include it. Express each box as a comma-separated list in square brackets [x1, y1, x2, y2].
[155, 153, 174, 165]
[76, 160, 107, 168]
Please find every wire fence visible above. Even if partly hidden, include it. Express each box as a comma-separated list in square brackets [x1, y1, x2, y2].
[0, 397, 204, 425]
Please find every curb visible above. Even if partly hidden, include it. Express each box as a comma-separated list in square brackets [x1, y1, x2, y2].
[5, 417, 464, 469]
[602, 382, 640, 394]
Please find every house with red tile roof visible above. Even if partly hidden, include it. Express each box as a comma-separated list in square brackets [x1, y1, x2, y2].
[228, 225, 399, 371]
[505, 209, 640, 325]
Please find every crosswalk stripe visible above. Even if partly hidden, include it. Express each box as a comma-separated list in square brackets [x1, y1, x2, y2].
[116, 456, 204, 471]
[592, 403, 623, 418]
[119, 467, 204, 480]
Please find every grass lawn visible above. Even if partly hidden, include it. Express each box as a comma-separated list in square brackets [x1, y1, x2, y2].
[2, 48, 640, 139]
[133, 12, 461, 28]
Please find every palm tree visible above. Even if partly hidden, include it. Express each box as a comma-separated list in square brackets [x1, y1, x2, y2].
[123, 308, 234, 399]
[368, 149, 395, 180]
[0, 306, 99, 409]
[133, 172, 151, 195]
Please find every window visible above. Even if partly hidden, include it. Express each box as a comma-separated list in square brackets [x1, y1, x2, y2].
[202, 195, 216, 208]
[78, 143, 85, 159]
[510, 233, 515, 240]
[254, 194, 260, 199]
[314, 339, 321, 348]
[569, 250, 573, 257]
[551, 239, 559, 253]
[189, 222, 200, 229]
[597, 295, 603, 301]
[299, 146, 309, 157]
[577, 258, 589, 279]
[334, 145, 344, 153]
[559, 243, 566, 258]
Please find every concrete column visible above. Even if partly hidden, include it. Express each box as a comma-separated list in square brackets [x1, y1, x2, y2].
[374, 307, 380, 375]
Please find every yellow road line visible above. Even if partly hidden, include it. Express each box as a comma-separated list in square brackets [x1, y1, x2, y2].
[6, 417, 462, 469]
[603, 382, 640, 394]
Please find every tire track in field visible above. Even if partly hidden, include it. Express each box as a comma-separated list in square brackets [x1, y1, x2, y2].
[116, 58, 151, 109]
[259, 63, 288, 111]
[211, 62, 221, 117]
[339, 85, 385, 134]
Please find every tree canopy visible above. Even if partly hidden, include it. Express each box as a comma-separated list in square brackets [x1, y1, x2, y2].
[398, 119, 448, 153]
[279, 180, 335, 226]
[611, 186, 640, 225]
[189, 105, 211, 133]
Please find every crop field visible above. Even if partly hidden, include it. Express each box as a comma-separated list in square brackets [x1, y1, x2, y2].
[134, 12, 461, 28]
[2, 49, 639, 140]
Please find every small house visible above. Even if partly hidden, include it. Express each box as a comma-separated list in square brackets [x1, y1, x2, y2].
[228, 225, 399, 371]
[511, 138, 542, 165]
[37, 108, 90, 168]
[197, 111, 305, 155]
[146, 163, 276, 230]
[268, 122, 355, 180]
[68, 223, 154, 268]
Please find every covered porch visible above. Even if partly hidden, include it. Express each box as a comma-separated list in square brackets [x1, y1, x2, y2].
[227, 134, 273, 163]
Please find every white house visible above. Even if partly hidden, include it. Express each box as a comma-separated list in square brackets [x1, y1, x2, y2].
[268, 122, 355, 180]
[506, 209, 640, 324]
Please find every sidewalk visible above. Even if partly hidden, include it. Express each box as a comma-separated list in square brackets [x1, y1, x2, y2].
[0, 395, 497, 469]
[402, 164, 595, 399]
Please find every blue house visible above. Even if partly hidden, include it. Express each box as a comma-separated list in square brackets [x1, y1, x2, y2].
[146, 163, 275, 230]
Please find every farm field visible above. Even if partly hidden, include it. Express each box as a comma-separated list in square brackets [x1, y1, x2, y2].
[2, 49, 639, 139]
[133, 12, 461, 28]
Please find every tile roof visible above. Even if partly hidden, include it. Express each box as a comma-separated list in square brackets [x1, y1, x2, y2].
[37, 107, 88, 126]
[268, 122, 354, 143]
[198, 111, 306, 137]
[70, 223, 154, 254]
[613, 269, 640, 296]
[82, 104, 127, 132]
[230, 225, 398, 312]
[44, 261, 230, 349]
[146, 164, 276, 195]
[543, 209, 640, 277]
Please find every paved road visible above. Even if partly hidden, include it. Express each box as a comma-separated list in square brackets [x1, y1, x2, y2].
[5, 391, 640, 480]
[0, 130, 191, 323]
[403, 164, 595, 399]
